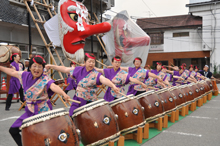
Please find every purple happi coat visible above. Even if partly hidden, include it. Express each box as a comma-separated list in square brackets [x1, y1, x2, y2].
[127, 67, 149, 95]
[69, 66, 102, 116]
[103, 68, 130, 102]
[11, 71, 54, 128]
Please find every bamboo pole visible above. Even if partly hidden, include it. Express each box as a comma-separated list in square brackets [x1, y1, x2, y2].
[96, 60, 107, 67]
[24, 0, 63, 79]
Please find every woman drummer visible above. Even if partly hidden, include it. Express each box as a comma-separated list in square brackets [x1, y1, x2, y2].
[0, 55, 71, 146]
[5, 53, 25, 111]
[95, 56, 147, 101]
[118, 57, 162, 95]
[46, 53, 119, 116]
[64, 61, 77, 94]
[194, 66, 205, 80]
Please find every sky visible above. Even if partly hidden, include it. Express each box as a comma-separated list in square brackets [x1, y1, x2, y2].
[105, 0, 190, 19]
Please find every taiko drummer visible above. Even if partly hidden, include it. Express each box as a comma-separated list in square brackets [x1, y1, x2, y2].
[46, 53, 120, 116]
[0, 55, 71, 146]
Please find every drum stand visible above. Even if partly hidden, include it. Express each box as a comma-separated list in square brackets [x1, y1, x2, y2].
[207, 92, 212, 100]
[123, 127, 144, 144]
[167, 111, 176, 123]
[108, 136, 125, 146]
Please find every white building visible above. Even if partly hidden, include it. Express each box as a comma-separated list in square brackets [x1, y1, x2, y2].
[137, 14, 210, 69]
[186, 0, 220, 72]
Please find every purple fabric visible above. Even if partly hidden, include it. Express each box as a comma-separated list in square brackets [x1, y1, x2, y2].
[127, 68, 149, 95]
[11, 99, 52, 128]
[172, 71, 181, 86]
[8, 61, 20, 94]
[66, 75, 77, 90]
[72, 66, 101, 85]
[103, 68, 130, 102]
[69, 95, 87, 116]
[151, 69, 160, 75]
[68, 67, 102, 116]
[11, 72, 54, 128]
[21, 72, 55, 96]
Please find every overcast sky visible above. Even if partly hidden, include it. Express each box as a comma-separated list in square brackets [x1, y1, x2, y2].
[105, 0, 190, 18]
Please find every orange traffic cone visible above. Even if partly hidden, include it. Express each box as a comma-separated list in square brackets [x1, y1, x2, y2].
[65, 78, 67, 85]
[1, 77, 7, 90]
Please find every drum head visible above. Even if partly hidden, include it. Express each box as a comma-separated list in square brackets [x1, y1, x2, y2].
[0, 46, 10, 63]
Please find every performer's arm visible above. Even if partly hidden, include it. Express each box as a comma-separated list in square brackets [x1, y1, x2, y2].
[173, 75, 184, 80]
[148, 72, 163, 82]
[49, 83, 70, 101]
[166, 70, 174, 74]
[129, 77, 147, 88]
[94, 67, 104, 74]
[0, 66, 19, 78]
[45, 64, 72, 74]
[99, 75, 119, 93]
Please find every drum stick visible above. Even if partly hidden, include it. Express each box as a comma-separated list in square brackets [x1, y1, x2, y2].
[96, 60, 108, 68]
[170, 62, 175, 67]
[67, 98, 81, 104]
[117, 92, 131, 99]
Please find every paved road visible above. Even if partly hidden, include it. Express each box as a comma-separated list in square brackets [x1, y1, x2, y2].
[142, 84, 220, 146]
[0, 85, 219, 146]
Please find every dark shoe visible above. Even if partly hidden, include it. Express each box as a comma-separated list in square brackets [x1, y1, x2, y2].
[5, 108, 10, 111]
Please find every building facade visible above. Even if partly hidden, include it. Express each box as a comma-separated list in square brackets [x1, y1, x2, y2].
[187, 0, 220, 72]
[137, 14, 210, 69]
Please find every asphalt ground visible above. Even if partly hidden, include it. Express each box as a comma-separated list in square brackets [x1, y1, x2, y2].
[0, 85, 219, 146]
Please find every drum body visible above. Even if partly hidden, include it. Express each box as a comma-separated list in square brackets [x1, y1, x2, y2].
[188, 83, 202, 100]
[135, 90, 164, 122]
[0, 45, 21, 63]
[155, 88, 176, 114]
[21, 108, 80, 146]
[196, 82, 205, 95]
[72, 99, 120, 146]
[109, 96, 146, 135]
[206, 79, 213, 91]
[179, 85, 194, 104]
[199, 80, 210, 95]
[169, 86, 186, 109]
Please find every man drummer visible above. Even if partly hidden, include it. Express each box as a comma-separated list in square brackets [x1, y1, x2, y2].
[199, 65, 214, 79]
[24, 58, 30, 71]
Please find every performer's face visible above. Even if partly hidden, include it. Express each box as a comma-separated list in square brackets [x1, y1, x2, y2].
[189, 67, 193, 71]
[134, 60, 141, 68]
[203, 66, 208, 72]
[179, 69, 184, 74]
[25, 61, 29, 67]
[112, 60, 121, 70]
[156, 65, 161, 71]
[85, 58, 95, 71]
[30, 63, 44, 78]
[195, 68, 198, 72]
[162, 68, 167, 72]
[14, 55, 20, 62]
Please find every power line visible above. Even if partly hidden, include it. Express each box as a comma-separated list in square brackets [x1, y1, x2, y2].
[142, 0, 157, 17]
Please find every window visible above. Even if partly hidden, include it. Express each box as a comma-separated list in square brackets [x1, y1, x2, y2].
[148, 33, 164, 45]
[173, 32, 189, 37]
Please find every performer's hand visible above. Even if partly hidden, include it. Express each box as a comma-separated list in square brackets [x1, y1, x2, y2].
[63, 94, 70, 102]
[142, 83, 147, 89]
[45, 64, 52, 70]
[180, 77, 184, 80]
[112, 86, 119, 94]
[0, 54, 6, 58]
[157, 77, 163, 82]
